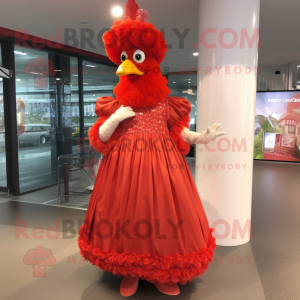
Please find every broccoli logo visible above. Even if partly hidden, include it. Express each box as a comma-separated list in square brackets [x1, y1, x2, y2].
[23, 246, 56, 277]
[24, 56, 56, 88]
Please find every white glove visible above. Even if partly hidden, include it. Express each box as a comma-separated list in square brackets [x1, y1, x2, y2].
[99, 105, 135, 143]
[181, 123, 225, 144]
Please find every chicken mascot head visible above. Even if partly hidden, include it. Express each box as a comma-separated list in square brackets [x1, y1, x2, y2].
[103, 0, 170, 109]
[78, 0, 225, 297]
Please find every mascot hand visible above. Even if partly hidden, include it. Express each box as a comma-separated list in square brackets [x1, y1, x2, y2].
[112, 105, 136, 123]
[181, 123, 225, 145]
[99, 106, 135, 143]
[202, 123, 225, 141]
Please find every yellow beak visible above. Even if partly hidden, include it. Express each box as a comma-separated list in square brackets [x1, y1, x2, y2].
[116, 59, 144, 76]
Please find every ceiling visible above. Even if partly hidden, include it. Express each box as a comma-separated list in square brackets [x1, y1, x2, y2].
[259, 0, 300, 66]
[0, 0, 300, 71]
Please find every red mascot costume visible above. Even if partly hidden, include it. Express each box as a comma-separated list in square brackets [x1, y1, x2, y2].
[78, 0, 225, 296]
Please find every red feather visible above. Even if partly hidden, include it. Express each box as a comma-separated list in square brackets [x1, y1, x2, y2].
[125, 0, 139, 19]
[136, 9, 150, 22]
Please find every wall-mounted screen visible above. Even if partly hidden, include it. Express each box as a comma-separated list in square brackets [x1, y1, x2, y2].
[254, 91, 300, 162]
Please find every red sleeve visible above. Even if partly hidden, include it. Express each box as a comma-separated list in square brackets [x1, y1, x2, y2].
[95, 96, 121, 117]
[167, 96, 191, 156]
[88, 97, 121, 155]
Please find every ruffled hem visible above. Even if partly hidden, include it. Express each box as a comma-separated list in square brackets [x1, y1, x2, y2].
[78, 226, 216, 285]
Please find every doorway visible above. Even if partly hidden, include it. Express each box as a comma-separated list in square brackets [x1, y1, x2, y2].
[0, 37, 118, 197]
[14, 47, 81, 193]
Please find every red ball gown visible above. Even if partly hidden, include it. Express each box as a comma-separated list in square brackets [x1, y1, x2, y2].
[78, 96, 216, 285]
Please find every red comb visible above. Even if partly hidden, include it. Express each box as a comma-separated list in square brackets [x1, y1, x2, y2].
[125, 0, 139, 19]
[136, 9, 150, 22]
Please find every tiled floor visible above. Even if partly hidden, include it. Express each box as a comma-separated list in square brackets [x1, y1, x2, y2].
[0, 201, 265, 300]
[3, 160, 300, 299]
[7, 171, 93, 209]
[251, 162, 300, 300]
[7, 158, 196, 208]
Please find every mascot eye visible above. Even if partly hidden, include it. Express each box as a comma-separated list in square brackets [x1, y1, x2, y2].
[120, 51, 128, 62]
[35, 66, 39, 70]
[43, 67, 47, 71]
[133, 50, 145, 63]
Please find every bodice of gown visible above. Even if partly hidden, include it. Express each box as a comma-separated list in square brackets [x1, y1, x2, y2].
[118, 100, 169, 135]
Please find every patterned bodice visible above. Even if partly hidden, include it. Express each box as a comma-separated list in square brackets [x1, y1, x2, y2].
[118, 100, 169, 135]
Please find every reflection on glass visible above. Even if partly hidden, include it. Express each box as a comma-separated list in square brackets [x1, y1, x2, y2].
[82, 61, 118, 132]
[168, 74, 197, 131]
[82, 61, 118, 180]
[70, 57, 80, 154]
[0, 44, 7, 187]
[15, 46, 79, 193]
[168, 73, 197, 158]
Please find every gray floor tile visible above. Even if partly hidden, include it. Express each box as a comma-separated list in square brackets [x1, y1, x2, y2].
[0, 200, 265, 300]
[251, 162, 300, 300]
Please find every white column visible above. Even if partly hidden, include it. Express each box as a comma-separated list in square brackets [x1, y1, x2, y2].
[196, 0, 260, 246]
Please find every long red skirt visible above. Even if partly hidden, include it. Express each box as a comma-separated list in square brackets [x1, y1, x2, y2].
[78, 132, 215, 285]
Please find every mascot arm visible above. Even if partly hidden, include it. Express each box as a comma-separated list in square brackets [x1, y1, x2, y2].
[181, 124, 225, 145]
[88, 97, 121, 155]
[167, 97, 192, 156]
[167, 97, 226, 156]
[99, 106, 135, 142]
[89, 116, 111, 155]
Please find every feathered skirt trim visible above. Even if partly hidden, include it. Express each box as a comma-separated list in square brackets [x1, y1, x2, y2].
[78, 226, 216, 285]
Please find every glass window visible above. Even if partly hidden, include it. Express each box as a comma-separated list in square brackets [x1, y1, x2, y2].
[168, 73, 197, 132]
[288, 125, 295, 134]
[70, 57, 80, 154]
[15, 46, 79, 193]
[82, 61, 118, 180]
[0, 44, 7, 187]
[40, 125, 50, 131]
[82, 61, 118, 135]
